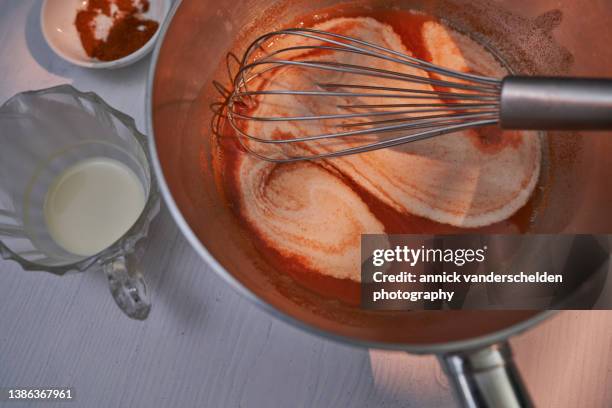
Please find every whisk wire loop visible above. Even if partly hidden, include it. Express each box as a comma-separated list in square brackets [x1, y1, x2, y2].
[223, 28, 504, 162]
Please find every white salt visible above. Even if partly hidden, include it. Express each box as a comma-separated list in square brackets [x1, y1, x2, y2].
[92, 11, 114, 41]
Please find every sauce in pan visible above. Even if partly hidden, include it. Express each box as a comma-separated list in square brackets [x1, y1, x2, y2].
[214, 6, 546, 307]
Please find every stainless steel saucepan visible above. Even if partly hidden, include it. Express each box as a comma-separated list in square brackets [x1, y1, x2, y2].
[146, 0, 612, 406]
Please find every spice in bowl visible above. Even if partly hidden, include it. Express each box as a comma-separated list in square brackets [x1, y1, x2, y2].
[74, 0, 159, 62]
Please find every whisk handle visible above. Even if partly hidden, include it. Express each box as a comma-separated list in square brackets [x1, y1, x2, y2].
[500, 76, 612, 130]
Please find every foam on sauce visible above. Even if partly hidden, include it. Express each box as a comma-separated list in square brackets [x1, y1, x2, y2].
[215, 8, 545, 305]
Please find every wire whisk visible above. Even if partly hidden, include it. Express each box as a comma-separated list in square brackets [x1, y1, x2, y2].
[212, 28, 612, 162]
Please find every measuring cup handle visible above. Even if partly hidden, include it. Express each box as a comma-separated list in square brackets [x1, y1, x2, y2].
[438, 342, 533, 408]
[102, 254, 151, 320]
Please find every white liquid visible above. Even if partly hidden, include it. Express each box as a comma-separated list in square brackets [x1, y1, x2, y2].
[44, 157, 146, 257]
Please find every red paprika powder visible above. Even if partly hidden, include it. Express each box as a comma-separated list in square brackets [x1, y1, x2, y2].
[75, 0, 159, 62]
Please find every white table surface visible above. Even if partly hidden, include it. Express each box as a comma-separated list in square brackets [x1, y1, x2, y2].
[1, 1, 611, 407]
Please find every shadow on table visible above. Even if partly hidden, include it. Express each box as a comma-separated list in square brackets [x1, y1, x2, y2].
[88, 203, 212, 326]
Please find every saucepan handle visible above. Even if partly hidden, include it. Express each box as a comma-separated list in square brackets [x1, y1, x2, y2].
[438, 342, 533, 408]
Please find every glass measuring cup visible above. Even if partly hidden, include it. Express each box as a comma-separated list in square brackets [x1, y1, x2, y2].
[0, 85, 160, 320]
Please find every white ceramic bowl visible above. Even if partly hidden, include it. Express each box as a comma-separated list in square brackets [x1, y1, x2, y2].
[41, 0, 170, 69]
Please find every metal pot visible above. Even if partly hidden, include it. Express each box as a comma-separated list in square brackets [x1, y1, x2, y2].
[146, 0, 612, 406]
